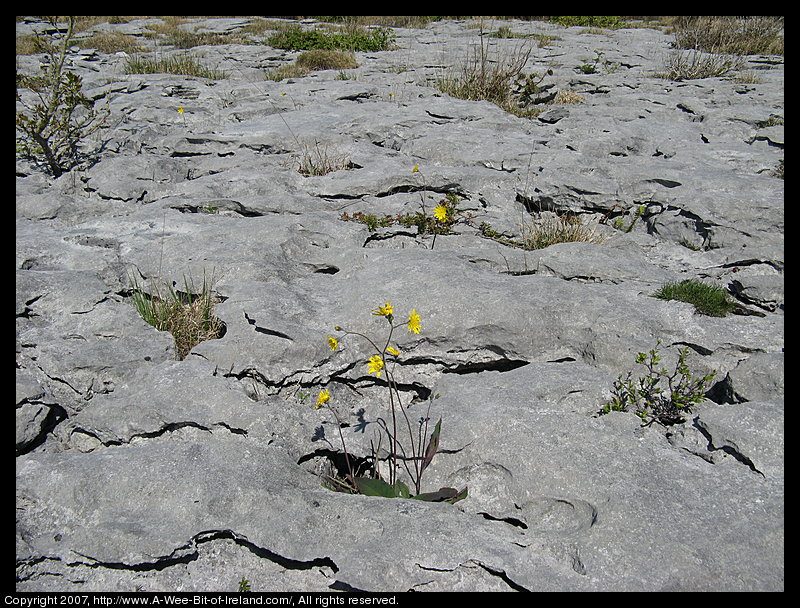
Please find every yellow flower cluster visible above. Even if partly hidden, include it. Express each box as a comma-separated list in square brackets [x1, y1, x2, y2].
[316, 388, 330, 409]
[316, 303, 423, 405]
[408, 308, 422, 334]
[367, 355, 384, 377]
[372, 302, 393, 317]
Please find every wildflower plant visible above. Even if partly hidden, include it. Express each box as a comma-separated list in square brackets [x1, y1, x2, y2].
[314, 303, 467, 504]
[339, 166, 463, 248]
[599, 340, 716, 426]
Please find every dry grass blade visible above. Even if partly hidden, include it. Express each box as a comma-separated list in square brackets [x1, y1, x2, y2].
[297, 140, 352, 176]
[130, 273, 225, 360]
[671, 16, 784, 56]
[521, 214, 607, 250]
[661, 49, 742, 81]
[437, 34, 536, 117]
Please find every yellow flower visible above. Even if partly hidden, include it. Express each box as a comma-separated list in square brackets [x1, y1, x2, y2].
[327, 335, 338, 351]
[408, 309, 422, 334]
[412, 164, 419, 173]
[372, 302, 393, 317]
[386, 346, 400, 357]
[433, 205, 448, 222]
[367, 355, 384, 377]
[316, 389, 330, 409]
[178, 106, 184, 114]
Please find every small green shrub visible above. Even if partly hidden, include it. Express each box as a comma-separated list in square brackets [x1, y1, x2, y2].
[550, 16, 627, 29]
[578, 50, 618, 74]
[611, 205, 646, 233]
[653, 279, 736, 317]
[599, 340, 716, 426]
[490, 26, 524, 39]
[266, 24, 394, 52]
[16, 16, 109, 177]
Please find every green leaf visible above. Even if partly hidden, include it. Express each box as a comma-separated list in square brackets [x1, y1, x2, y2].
[353, 477, 400, 498]
[446, 487, 469, 504]
[352, 478, 413, 499]
[420, 418, 442, 476]
[411, 486, 468, 504]
[393, 481, 411, 499]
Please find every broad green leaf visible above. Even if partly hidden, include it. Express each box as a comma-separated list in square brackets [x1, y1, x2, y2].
[393, 481, 411, 499]
[354, 477, 400, 498]
[411, 486, 467, 503]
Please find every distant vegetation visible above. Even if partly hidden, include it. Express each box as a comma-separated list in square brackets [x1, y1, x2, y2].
[669, 16, 783, 56]
[266, 49, 358, 80]
[659, 16, 783, 80]
[266, 23, 394, 52]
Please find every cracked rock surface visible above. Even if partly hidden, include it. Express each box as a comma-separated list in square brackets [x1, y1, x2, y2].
[16, 17, 783, 591]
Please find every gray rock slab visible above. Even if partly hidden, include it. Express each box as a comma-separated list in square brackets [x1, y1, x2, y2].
[694, 400, 783, 481]
[421, 365, 783, 591]
[16, 437, 590, 592]
[16, 16, 783, 591]
[725, 351, 785, 403]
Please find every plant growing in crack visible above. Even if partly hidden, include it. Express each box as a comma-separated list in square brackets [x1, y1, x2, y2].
[339, 166, 464, 248]
[16, 16, 109, 177]
[313, 302, 467, 503]
[408, 165, 464, 247]
[598, 339, 716, 426]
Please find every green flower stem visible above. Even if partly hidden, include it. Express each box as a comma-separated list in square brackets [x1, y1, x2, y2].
[338, 319, 427, 491]
[321, 403, 355, 484]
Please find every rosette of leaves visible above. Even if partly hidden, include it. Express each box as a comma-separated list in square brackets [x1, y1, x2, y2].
[351, 420, 467, 504]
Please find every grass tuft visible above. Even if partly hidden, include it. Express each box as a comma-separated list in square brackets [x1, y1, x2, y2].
[130, 273, 225, 360]
[652, 279, 736, 317]
[670, 16, 783, 56]
[436, 37, 539, 118]
[520, 213, 607, 250]
[296, 140, 353, 176]
[659, 49, 742, 81]
[124, 53, 226, 79]
[267, 49, 358, 80]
